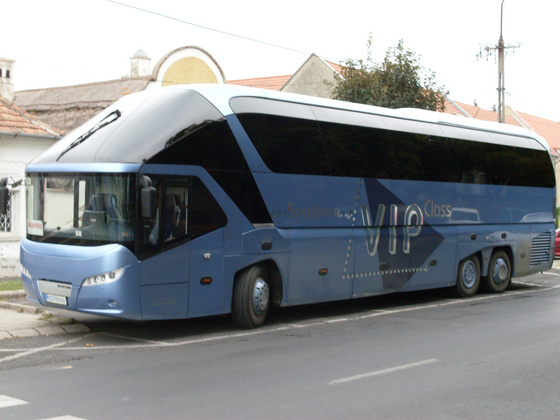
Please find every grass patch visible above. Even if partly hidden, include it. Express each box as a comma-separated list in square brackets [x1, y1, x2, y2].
[0, 278, 23, 292]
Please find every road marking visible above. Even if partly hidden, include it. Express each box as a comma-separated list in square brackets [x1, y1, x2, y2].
[0, 394, 28, 408]
[325, 318, 350, 324]
[542, 271, 560, 277]
[98, 331, 172, 345]
[39, 416, 87, 420]
[0, 336, 83, 364]
[329, 358, 439, 385]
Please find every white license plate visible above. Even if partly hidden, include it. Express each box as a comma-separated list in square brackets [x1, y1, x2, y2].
[45, 294, 68, 306]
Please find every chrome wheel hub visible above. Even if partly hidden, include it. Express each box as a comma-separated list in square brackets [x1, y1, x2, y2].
[462, 260, 477, 288]
[492, 258, 508, 284]
[253, 277, 270, 315]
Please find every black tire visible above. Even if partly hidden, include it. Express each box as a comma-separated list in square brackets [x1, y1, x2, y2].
[483, 250, 511, 293]
[232, 265, 270, 329]
[455, 255, 480, 298]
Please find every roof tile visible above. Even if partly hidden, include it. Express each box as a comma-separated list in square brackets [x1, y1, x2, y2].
[0, 95, 60, 137]
[227, 75, 291, 91]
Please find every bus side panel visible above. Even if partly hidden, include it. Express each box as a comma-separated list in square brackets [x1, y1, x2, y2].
[455, 225, 519, 275]
[286, 228, 353, 306]
[525, 223, 555, 275]
[255, 173, 362, 230]
[514, 223, 556, 279]
[352, 225, 457, 296]
[399, 225, 457, 292]
[352, 226, 393, 297]
[139, 283, 189, 320]
[187, 229, 226, 319]
[139, 242, 190, 320]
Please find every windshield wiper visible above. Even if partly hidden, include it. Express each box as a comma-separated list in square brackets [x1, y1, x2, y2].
[57, 110, 122, 161]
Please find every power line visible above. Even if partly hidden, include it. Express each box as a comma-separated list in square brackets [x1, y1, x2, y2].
[107, 0, 312, 57]
[477, 0, 520, 123]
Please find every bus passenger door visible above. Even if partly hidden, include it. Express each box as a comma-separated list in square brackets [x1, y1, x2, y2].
[186, 178, 228, 318]
[139, 178, 191, 320]
[139, 176, 227, 320]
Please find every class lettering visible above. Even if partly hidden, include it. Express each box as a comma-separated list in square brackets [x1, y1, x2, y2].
[424, 200, 452, 218]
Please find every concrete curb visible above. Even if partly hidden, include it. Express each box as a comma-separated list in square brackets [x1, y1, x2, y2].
[0, 300, 40, 314]
[0, 289, 89, 340]
[0, 290, 39, 313]
[0, 290, 27, 299]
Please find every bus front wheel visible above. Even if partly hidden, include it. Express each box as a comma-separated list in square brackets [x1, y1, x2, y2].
[455, 255, 480, 297]
[484, 250, 511, 293]
[232, 265, 270, 329]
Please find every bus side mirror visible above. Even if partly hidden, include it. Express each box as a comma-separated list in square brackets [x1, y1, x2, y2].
[0, 178, 8, 216]
[140, 176, 156, 218]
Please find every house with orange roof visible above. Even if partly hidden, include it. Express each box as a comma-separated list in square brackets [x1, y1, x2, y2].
[0, 90, 60, 277]
[228, 54, 341, 99]
[506, 107, 560, 154]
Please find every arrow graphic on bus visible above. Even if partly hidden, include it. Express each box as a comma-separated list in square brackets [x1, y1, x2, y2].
[362, 179, 445, 289]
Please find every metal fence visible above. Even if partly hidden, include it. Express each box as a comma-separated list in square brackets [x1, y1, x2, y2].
[0, 192, 12, 232]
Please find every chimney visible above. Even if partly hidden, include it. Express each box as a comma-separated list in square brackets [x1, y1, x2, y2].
[130, 49, 151, 78]
[0, 57, 15, 101]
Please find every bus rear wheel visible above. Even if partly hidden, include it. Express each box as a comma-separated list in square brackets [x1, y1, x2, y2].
[455, 255, 480, 297]
[232, 265, 270, 329]
[484, 250, 511, 293]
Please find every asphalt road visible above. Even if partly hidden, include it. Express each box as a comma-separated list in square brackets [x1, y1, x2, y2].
[1, 271, 560, 420]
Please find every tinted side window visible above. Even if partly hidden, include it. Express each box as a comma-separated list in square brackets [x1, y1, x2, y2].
[237, 113, 330, 176]
[448, 138, 498, 185]
[493, 144, 554, 187]
[207, 170, 270, 225]
[148, 120, 272, 225]
[149, 120, 249, 171]
[319, 121, 399, 179]
[390, 132, 456, 182]
[449, 138, 554, 187]
[140, 176, 226, 260]
[190, 178, 227, 238]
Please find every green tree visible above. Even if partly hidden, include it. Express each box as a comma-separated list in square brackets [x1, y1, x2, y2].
[331, 36, 448, 112]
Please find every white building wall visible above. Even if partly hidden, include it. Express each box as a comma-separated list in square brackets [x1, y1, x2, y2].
[0, 57, 15, 102]
[0, 134, 58, 277]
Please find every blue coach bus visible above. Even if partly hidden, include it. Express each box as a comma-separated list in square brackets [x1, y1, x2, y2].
[15, 85, 556, 328]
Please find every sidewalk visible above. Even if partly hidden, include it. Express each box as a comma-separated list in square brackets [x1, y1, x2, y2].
[0, 289, 89, 340]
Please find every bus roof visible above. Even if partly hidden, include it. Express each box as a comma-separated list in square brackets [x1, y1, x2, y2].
[29, 84, 551, 167]
[184, 84, 550, 151]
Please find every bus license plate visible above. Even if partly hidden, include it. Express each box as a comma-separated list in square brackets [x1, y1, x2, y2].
[45, 294, 68, 306]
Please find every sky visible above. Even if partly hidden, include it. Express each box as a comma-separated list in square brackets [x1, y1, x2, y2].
[3, 0, 559, 121]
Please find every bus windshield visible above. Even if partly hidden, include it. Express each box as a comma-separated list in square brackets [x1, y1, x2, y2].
[25, 173, 136, 251]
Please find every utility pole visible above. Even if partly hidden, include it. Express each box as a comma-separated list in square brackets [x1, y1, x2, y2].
[478, 0, 519, 123]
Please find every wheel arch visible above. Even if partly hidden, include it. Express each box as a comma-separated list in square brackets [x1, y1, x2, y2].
[481, 246, 514, 277]
[233, 259, 284, 307]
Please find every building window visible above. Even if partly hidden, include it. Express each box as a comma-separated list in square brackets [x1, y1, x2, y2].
[0, 192, 12, 233]
[6, 70, 10, 78]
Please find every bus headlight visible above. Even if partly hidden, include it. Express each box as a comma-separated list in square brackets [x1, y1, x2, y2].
[82, 268, 124, 287]
[21, 265, 31, 279]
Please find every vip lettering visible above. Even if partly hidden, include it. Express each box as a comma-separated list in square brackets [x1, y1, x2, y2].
[361, 204, 423, 256]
